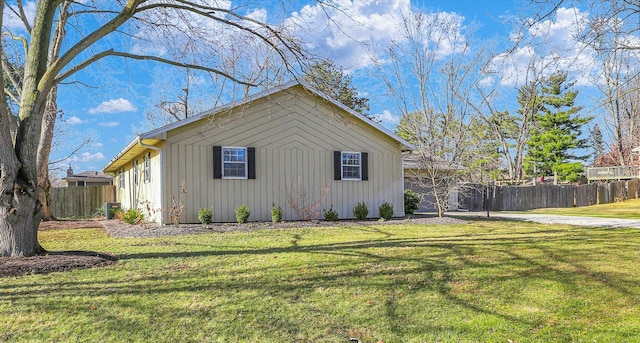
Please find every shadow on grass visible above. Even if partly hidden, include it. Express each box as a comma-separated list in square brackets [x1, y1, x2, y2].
[2, 225, 638, 340]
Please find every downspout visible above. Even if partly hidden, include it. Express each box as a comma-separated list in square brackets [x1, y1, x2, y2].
[137, 137, 164, 225]
[401, 148, 407, 217]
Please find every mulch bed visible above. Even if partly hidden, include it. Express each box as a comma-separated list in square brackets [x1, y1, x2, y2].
[1, 215, 466, 278]
[0, 251, 118, 278]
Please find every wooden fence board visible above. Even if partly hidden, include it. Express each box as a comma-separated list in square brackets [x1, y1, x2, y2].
[575, 183, 598, 207]
[462, 180, 637, 212]
[627, 179, 639, 199]
[50, 185, 116, 218]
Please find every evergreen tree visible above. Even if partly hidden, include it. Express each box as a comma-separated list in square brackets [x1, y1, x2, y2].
[524, 72, 591, 182]
[589, 123, 604, 163]
[303, 60, 371, 118]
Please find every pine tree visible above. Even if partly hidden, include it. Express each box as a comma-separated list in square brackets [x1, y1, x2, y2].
[524, 72, 591, 182]
[590, 124, 604, 163]
[303, 60, 371, 118]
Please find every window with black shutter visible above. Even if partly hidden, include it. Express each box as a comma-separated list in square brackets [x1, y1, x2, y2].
[214, 146, 256, 179]
[334, 151, 368, 181]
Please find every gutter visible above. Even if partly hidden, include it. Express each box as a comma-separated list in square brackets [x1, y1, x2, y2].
[137, 137, 164, 226]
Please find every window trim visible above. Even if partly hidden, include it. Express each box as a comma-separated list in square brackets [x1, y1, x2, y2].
[222, 146, 248, 179]
[133, 160, 139, 186]
[119, 169, 125, 189]
[341, 151, 362, 180]
[143, 153, 151, 183]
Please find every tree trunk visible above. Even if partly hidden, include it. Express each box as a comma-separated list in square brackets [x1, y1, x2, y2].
[37, 87, 59, 221]
[0, 174, 45, 256]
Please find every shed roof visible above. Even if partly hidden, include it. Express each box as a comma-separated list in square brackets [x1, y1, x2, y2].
[402, 151, 466, 171]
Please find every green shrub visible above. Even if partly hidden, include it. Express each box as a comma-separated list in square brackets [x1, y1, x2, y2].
[404, 189, 420, 214]
[235, 204, 250, 224]
[353, 201, 368, 220]
[198, 207, 213, 227]
[379, 201, 394, 221]
[323, 205, 339, 221]
[271, 203, 283, 223]
[122, 208, 143, 225]
[93, 206, 106, 218]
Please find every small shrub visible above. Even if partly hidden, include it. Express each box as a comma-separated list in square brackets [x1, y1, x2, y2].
[235, 204, 250, 224]
[113, 209, 124, 221]
[353, 201, 368, 220]
[93, 206, 106, 218]
[271, 203, 283, 223]
[323, 205, 339, 221]
[122, 208, 143, 225]
[198, 207, 213, 227]
[379, 201, 394, 221]
[404, 189, 420, 214]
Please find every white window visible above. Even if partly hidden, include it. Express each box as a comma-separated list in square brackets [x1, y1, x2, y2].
[119, 169, 125, 189]
[341, 152, 361, 180]
[133, 161, 139, 186]
[143, 154, 151, 183]
[222, 147, 247, 178]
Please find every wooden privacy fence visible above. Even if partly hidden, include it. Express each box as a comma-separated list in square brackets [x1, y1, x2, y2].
[50, 185, 116, 218]
[459, 180, 640, 211]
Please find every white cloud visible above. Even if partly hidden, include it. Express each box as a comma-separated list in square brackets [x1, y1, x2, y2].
[92, 142, 104, 147]
[492, 7, 597, 86]
[66, 116, 84, 125]
[374, 110, 401, 127]
[286, 0, 412, 69]
[99, 121, 120, 127]
[89, 98, 137, 114]
[2, 1, 36, 31]
[72, 152, 106, 163]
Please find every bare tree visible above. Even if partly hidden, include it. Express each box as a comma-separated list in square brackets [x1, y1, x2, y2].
[586, 6, 640, 166]
[0, 0, 323, 257]
[373, 11, 484, 217]
[528, 0, 640, 165]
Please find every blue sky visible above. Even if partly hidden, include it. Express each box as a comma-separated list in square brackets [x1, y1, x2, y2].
[5, 1, 607, 178]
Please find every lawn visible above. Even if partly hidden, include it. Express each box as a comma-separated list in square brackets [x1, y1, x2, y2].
[529, 198, 640, 219]
[1, 220, 639, 342]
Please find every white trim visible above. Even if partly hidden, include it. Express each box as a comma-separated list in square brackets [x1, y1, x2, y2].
[222, 146, 248, 179]
[341, 151, 362, 181]
[143, 153, 151, 183]
[132, 160, 139, 186]
[119, 169, 125, 189]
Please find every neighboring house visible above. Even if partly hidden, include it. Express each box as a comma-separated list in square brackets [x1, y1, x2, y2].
[103, 81, 414, 224]
[402, 151, 465, 212]
[62, 165, 113, 187]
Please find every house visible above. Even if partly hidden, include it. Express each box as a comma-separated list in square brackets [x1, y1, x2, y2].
[402, 151, 465, 212]
[103, 81, 414, 224]
[62, 165, 113, 187]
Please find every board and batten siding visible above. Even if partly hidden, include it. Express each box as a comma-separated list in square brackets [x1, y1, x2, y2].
[114, 148, 163, 223]
[161, 85, 405, 223]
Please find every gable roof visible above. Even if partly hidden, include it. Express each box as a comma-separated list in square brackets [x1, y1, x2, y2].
[104, 80, 414, 173]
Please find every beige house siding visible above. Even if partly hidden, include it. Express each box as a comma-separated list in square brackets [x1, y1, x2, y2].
[114, 148, 163, 222]
[160, 86, 405, 223]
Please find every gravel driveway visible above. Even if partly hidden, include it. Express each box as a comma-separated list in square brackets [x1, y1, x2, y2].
[448, 211, 640, 229]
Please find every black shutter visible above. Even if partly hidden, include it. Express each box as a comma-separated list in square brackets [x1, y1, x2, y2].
[334, 151, 342, 180]
[361, 152, 368, 181]
[213, 146, 222, 179]
[247, 147, 256, 179]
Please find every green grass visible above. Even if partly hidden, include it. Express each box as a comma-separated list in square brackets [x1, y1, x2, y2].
[2, 221, 640, 342]
[529, 198, 640, 219]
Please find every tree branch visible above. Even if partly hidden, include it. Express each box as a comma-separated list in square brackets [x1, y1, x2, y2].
[7, 1, 32, 33]
[55, 49, 256, 87]
[40, 0, 145, 93]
